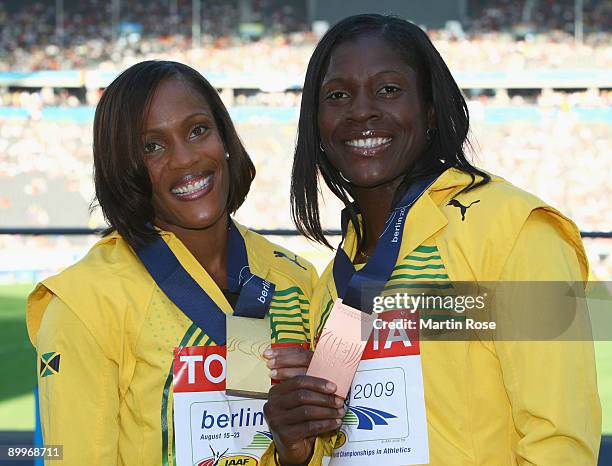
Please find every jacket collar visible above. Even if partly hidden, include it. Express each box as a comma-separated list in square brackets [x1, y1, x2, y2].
[429, 167, 486, 193]
[340, 167, 485, 260]
[399, 190, 448, 259]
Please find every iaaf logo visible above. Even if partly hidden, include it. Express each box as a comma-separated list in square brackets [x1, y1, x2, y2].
[343, 405, 397, 430]
[198, 445, 258, 466]
[334, 405, 398, 449]
[173, 346, 227, 393]
[333, 404, 398, 450]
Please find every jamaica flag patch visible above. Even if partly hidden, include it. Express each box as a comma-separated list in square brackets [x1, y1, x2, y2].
[40, 352, 60, 377]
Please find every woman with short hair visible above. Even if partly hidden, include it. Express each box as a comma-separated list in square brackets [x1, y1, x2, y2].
[27, 60, 317, 465]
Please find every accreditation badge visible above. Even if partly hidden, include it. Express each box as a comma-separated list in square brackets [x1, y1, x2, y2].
[173, 346, 271, 466]
[330, 308, 429, 465]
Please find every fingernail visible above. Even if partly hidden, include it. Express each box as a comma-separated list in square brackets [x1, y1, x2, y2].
[335, 398, 344, 408]
[266, 358, 276, 368]
[336, 419, 342, 426]
[269, 369, 277, 378]
[263, 349, 275, 358]
[338, 408, 346, 417]
[326, 382, 337, 392]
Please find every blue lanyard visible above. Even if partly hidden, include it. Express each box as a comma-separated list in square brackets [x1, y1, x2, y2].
[135, 220, 275, 345]
[332, 175, 438, 313]
[226, 221, 276, 318]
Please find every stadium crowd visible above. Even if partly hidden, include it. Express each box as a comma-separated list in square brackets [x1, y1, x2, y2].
[1, 97, 610, 276]
[1, 97, 609, 230]
[0, 1, 610, 278]
[467, 0, 611, 35]
[0, 0, 310, 71]
[1, 0, 610, 72]
[3, 85, 611, 111]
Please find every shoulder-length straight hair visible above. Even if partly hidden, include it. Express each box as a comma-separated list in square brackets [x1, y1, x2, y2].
[291, 14, 490, 248]
[92, 60, 255, 250]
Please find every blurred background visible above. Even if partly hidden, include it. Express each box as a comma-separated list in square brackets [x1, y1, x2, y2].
[0, 0, 610, 464]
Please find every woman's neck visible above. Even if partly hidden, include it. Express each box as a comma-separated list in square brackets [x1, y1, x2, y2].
[156, 214, 229, 289]
[352, 178, 403, 258]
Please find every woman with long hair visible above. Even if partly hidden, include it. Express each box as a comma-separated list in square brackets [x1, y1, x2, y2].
[263, 15, 600, 466]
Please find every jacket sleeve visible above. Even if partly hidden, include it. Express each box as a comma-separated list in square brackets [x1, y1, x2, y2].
[259, 433, 333, 466]
[493, 209, 601, 465]
[34, 296, 120, 465]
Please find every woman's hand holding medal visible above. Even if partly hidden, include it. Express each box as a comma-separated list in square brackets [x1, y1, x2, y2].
[263, 346, 344, 465]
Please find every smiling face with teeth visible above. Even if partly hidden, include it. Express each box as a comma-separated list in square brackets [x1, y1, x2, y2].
[142, 78, 230, 234]
[318, 34, 433, 191]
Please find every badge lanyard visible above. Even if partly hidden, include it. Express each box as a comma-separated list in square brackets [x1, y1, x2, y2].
[332, 175, 438, 313]
[136, 220, 275, 345]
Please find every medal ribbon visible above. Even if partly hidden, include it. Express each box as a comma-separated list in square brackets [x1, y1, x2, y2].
[136, 220, 274, 345]
[332, 175, 438, 313]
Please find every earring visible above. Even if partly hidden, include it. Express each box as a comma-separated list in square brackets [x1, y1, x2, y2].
[426, 128, 436, 141]
[319, 142, 325, 152]
[225, 152, 230, 160]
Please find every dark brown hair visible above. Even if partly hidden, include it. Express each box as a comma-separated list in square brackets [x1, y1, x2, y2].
[92, 60, 255, 249]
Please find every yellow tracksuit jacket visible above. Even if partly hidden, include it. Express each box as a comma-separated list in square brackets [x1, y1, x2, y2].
[27, 222, 318, 465]
[263, 168, 600, 466]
